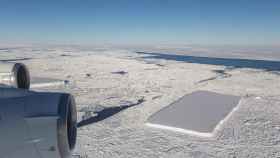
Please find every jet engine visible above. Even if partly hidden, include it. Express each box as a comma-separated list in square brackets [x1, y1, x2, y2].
[0, 62, 77, 158]
[0, 62, 30, 89]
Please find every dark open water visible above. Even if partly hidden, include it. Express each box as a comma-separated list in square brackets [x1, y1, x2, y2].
[137, 52, 280, 72]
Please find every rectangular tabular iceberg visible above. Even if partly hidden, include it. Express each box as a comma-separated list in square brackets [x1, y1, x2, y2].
[147, 91, 241, 137]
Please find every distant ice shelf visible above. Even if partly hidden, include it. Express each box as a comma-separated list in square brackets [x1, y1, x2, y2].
[146, 91, 241, 137]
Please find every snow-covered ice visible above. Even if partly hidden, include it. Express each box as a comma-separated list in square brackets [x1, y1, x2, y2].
[1, 45, 280, 158]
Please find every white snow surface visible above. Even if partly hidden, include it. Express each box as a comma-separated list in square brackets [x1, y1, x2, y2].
[1, 46, 280, 158]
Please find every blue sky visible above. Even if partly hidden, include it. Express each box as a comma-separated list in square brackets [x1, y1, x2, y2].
[0, 0, 279, 46]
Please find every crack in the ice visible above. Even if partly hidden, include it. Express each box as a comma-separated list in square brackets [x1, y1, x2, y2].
[197, 69, 232, 84]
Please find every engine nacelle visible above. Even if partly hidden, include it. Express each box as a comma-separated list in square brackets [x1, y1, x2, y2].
[0, 87, 77, 158]
[0, 62, 30, 89]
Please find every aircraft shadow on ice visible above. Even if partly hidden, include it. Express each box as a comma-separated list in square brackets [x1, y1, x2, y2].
[77, 98, 145, 128]
[136, 52, 280, 72]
